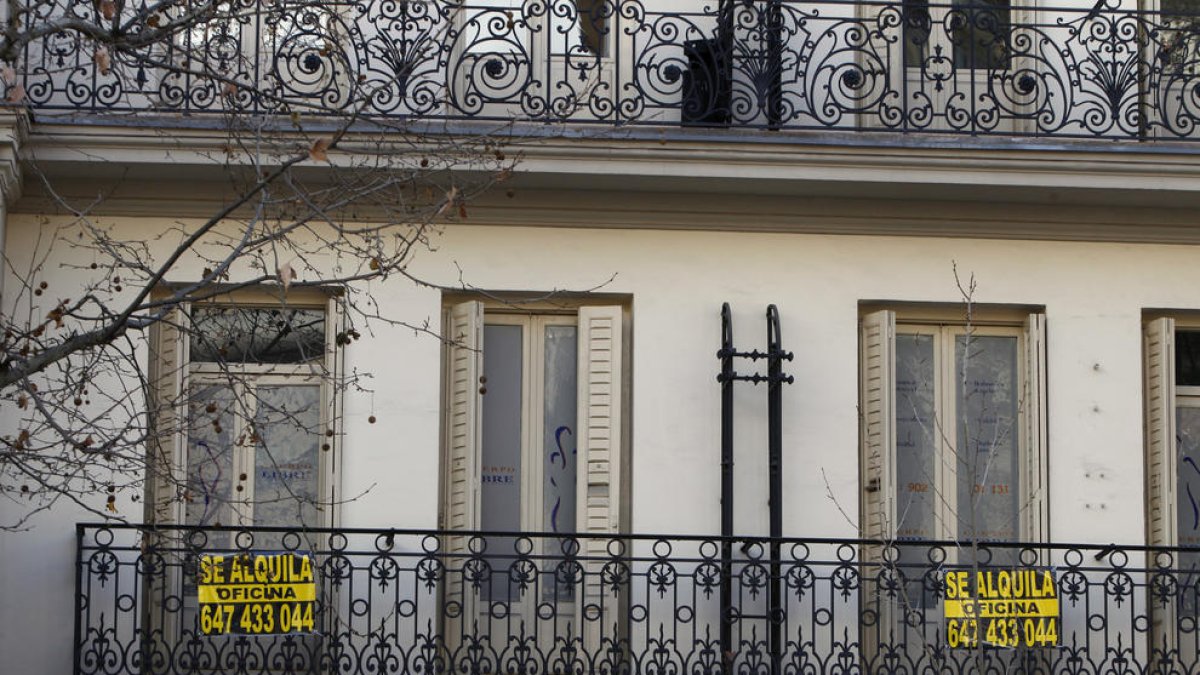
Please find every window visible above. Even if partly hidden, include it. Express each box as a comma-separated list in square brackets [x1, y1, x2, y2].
[1159, 0, 1200, 75]
[145, 288, 342, 647]
[903, 0, 1011, 71]
[440, 299, 627, 640]
[147, 289, 343, 533]
[859, 307, 1047, 647]
[1144, 317, 1200, 651]
[459, 0, 609, 56]
[860, 307, 1048, 548]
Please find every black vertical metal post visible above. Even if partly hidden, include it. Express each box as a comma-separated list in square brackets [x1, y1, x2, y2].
[718, 303, 735, 669]
[766, 305, 792, 675]
[73, 524, 84, 675]
[718, 303, 792, 673]
[719, 0, 734, 125]
[767, 0, 783, 129]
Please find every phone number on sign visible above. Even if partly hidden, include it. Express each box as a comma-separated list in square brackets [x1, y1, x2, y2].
[947, 617, 1058, 648]
[200, 602, 314, 635]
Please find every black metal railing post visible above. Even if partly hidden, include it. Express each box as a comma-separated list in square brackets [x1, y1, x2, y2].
[718, 303, 736, 669]
[767, 0, 783, 129]
[717, 303, 794, 674]
[765, 305, 793, 675]
[73, 523, 84, 675]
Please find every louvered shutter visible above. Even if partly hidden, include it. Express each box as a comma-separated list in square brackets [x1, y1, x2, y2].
[1145, 317, 1178, 660]
[577, 305, 624, 536]
[576, 305, 624, 650]
[445, 301, 484, 534]
[861, 310, 896, 542]
[147, 305, 189, 526]
[1146, 317, 1177, 548]
[1022, 313, 1049, 542]
[860, 310, 895, 659]
[443, 300, 483, 645]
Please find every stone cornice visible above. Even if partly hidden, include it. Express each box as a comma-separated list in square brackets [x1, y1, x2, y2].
[16, 119, 1200, 242]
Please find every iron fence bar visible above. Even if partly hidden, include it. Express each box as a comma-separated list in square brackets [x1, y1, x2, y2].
[719, 302, 736, 672]
[73, 523, 84, 675]
[765, 304, 793, 675]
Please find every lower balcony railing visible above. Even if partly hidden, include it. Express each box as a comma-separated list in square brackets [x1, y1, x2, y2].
[75, 524, 1200, 674]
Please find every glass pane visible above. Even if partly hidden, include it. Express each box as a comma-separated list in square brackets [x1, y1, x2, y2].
[186, 384, 237, 531]
[190, 307, 325, 364]
[955, 334, 1020, 543]
[481, 324, 524, 602]
[543, 325, 578, 535]
[253, 385, 322, 531]
[903, 0, 932, 70]
[1161, 0, 1200, 75]
[950, 0, 1010, 70]
[895, 334, 937, 542]
[1177, 406, 1200, 615]
[894, 333, 937, 612]
[543, 325, 578, 601]
[550, 0, 607, 56]
[1178, 331, 1200, 386]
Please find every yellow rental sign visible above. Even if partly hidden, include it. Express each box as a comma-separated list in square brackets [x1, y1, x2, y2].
[197, 552, 316, 636]
[943, 569, 1059, 648]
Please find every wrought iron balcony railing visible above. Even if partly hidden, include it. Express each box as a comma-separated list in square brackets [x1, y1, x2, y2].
[21, 0, 1200, 142]
[75, 523, 1200, 675]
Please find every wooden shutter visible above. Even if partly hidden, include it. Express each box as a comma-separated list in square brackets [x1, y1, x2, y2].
[445, 300, 484, 534]
[576, 305, 624, 537]
[1022, 313, 1049, 542]
[442, 300, 483, 647]
[860, 309, 896, 542]
[146, 305, 189, 526]
[1145, 317, 1178, 661]
[860, 309, 896, 659]
[1146, 317, 1177, 548]
[576, 305, 624, 650]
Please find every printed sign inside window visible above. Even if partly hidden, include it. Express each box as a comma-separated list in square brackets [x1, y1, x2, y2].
[944, 569, 1059, 648]
[198, 552, 316, 636]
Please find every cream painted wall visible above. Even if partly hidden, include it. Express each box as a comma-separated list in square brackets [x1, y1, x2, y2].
[0, 212, 1191, 672]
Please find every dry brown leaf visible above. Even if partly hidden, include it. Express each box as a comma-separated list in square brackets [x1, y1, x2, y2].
[99, 0, 117, 20]
[146, 13, 160, 27]
[94, 47, 111, 76]
[221, 82, 237, 97]
[5, 83, 25, 104]
[278, 261, 295, 291]
[309, 137, 330, 162]
[435, 186, 459, 218]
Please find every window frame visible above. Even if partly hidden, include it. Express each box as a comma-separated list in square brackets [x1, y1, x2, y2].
[860, 304, 1049, 546]
[893, 320, 1028, 543]
[439, 295, 630, 652]
[146, 287, 344, 531]
[143, 286, 344, 651]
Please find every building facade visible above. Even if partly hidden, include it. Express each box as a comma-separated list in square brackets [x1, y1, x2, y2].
[3, 0, 1200, 673]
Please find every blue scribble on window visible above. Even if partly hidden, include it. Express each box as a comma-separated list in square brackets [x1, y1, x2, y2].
[191, 439, 224, 526]
[548, 425, 575, 533]
[1184, 453, 1200, 531]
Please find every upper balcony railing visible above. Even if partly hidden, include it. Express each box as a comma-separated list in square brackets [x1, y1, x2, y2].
[21, 0, 1200, 142]
[76, 523, 1200, 675]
